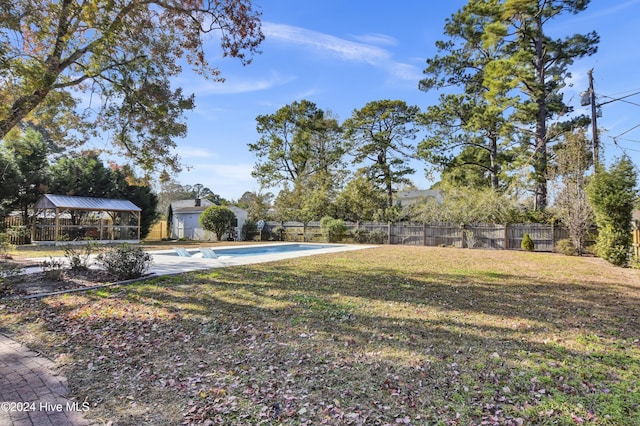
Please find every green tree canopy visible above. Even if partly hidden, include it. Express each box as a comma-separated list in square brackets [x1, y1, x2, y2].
[249, 100, 346, 188]
[1, 0, 264, 174]
[343, 100, 420, 208]
[199, 205, 236, 241]
[586, 156, 638, 266]
[335, 169, 387, 223]
[483, 0, 599, 209]
[408, 183, 525, 225]
[272, 176, 336, 226]
[420, 0, 598, 209]
[551, 130, 593, 254]
[237, 191, 273, 221]
[2, 128, 50, 224]
[418, 0, 516, 191]
[49, 154, 159, 238]
[0, 146, 20, 219]
[49, 152, 114, 197]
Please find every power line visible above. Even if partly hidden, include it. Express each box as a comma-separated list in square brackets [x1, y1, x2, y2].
[596, 90, 640, 107]
[612, 123, 640, 140]
[604, 87, 640, 97]
[615, 137, 640, 144]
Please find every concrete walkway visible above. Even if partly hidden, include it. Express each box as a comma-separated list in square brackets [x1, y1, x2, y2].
[0, 333, 91, 426]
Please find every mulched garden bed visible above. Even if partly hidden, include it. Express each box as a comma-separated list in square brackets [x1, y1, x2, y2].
[1, 257, 114, 298]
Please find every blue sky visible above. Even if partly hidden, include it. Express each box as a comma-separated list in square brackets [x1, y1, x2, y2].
[168, 0, 640, 201]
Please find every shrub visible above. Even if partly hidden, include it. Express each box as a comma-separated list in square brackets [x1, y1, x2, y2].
[199, 205, 236, 241]
[521, 233, 535, 251]
[97, 244, 152, 280]
[40, 257, 65, 281]
[351, 228, 370, 244]
[271, 226, 285, 241]
[320, 216, 347, 243]
[555, 239, 576, 256]
[63, 240, 101, 271]
[463, 229, 477, 249]
[586, 156, 638, 266]
[368, 229, 387, 244]
[241, 219, 259, 241]
[594, 226, 631, 267]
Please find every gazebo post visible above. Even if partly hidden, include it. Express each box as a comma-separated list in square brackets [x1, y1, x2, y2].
[55, 207, 60, 242]
[137, 212, 141, 240]
[31, 209, 38, 243]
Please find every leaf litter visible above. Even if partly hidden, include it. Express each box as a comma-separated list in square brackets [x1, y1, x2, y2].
[1, 246, 639, 424]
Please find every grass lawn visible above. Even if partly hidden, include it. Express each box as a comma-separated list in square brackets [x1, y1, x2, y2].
[1, 246, 639, 425]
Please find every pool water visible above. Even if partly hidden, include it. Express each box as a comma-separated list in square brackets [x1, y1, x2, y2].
[157, 244, 337, 259]
[212, 244, 333, 257]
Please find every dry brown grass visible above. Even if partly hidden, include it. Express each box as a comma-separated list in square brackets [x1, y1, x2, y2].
[1, 246, 639, 425]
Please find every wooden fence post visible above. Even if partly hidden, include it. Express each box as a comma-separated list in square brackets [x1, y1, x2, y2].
[423, 223, 427, 247]
[504, 224, 508, 250]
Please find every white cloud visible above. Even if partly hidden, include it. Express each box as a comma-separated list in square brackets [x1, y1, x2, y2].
[262, 22, 418, 81]
[263, 22, 389, 65]
[352, 33, 398, 46]
[187, 71, 295, 95]
[388, 62, 423, 83]
[192, 163, 255, 182]
[175, 147, 218, 160]
[589, 0, 640, 19]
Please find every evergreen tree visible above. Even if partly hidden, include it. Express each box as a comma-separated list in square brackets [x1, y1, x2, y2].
[3, 129, 50, 226]
[418, 0, 516, 191]
[586, 156, 638, 266]
[343, 100, 420, 208]
[484, 0, 599, 209]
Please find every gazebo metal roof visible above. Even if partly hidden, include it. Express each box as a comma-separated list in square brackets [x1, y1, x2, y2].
[32, 194, 142, 244]
[35, 194, 141, 212]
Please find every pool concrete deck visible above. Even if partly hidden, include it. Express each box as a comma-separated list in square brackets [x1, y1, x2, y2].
[146, 243, 375, 275]
[26, 243, 376, 277]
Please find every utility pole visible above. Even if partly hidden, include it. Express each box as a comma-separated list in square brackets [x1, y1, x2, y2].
[588, 69, 599, 170]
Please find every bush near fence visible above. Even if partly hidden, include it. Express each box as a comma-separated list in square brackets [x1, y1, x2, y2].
[264, 221, 598, 252]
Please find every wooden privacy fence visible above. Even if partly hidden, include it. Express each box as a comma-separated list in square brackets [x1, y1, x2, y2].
[1, 216, 29, 245]
[266, 221, 597, 253]
[144, 220, 168, 241]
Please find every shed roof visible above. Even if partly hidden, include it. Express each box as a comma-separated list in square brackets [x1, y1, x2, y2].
[170, 199, 215, 213]
[35, 194, 141, 212]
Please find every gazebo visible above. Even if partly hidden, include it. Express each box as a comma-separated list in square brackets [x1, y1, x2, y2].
[32, 194, 142, 244]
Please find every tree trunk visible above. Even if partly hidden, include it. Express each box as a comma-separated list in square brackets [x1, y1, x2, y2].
[0, 91, 52, 140]
[533, 16, 548, 211]
[489, 135, 499, 190]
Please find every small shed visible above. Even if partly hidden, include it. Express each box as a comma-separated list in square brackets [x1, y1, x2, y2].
[32, 194, 142, 244]
[169, 199, 247, 241]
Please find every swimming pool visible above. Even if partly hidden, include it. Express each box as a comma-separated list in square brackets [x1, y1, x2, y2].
[209, 243, 335, 257]
[155, 243, 339, 259]
[144, 243, 372, 275]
